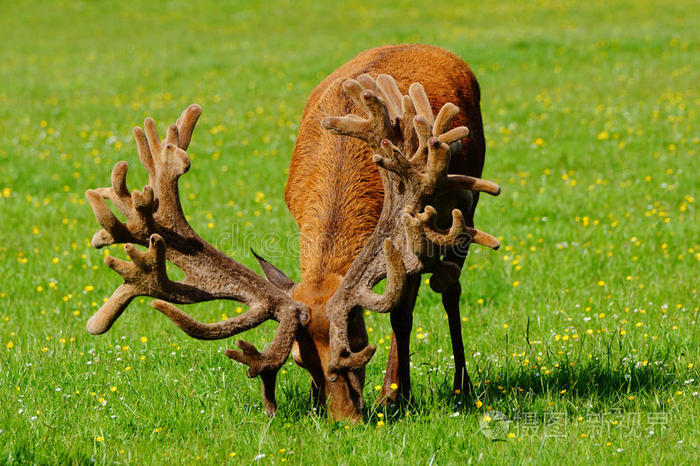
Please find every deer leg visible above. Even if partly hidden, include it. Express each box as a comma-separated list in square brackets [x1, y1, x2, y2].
[260, 370, 278, 417]
[439, 250, 473, 395]
[443, 279, 473, 395]
[310, 380, 326, 414]
[380, 276, 420, 405]
[380, 332, 400, 403]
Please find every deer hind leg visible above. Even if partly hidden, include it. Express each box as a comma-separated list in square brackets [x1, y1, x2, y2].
[379, 276, 420, 405]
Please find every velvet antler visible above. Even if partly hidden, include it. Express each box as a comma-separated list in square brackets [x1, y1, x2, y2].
[85, 105, 308, 416]
[321, 75, 500, 378]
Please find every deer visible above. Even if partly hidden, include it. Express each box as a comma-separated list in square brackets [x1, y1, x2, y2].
[84, 44, 500, 421]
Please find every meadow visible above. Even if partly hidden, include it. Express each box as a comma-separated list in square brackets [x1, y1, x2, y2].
[0, 0, 698, 464]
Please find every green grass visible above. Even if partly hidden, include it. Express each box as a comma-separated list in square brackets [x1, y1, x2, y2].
[0, 0, 698, 464]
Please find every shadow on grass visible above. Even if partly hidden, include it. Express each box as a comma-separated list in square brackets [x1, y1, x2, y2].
[409, 357, 689, 416]
[257, 344, 694, 424]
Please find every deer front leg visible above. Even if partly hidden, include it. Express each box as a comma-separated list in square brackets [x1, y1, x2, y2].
[442, 278, 473, 395]
[428, 241, 473, 396]
[380, 334, 400, 404]
[379, 276, 420, 406]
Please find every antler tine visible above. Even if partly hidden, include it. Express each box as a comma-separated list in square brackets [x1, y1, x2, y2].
[354, 239, 407, 312]
[438, 126, 469, 145]
[355, 73, 377, 90]
[320, 75, 399, 150]
[408, 82, 434, 125]
[376, 74, 403, 123]
[152, 301, 268, 341]
[414, 206, 500, 250]
[86, 189, 131, 248]
[175, 104, 202, 150]
[447, 174, 501, 196]
[411, 114, 433, 164]
[341, 79, 366, 107]
[86, 160, 154, 249]
[416, 206, 466, 247]
[372, 139, 412, 176]
[433, 103, 460, 137]
[423, 137, 452, 188]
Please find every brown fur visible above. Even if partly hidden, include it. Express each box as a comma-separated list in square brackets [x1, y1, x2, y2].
[284, 44, 486, 419]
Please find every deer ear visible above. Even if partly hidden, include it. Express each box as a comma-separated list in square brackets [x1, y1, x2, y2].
[251, 249, 296, 292]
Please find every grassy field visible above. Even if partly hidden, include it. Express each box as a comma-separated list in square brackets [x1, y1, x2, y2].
[0, 0, 698, 464]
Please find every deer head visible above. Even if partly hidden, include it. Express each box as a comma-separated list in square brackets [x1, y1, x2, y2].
[84, 75, 499, 421]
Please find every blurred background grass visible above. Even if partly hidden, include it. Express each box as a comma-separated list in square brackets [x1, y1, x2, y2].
[0, 0, 698, 464]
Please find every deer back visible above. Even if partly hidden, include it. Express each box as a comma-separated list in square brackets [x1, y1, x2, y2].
[285, 44, 486, 282]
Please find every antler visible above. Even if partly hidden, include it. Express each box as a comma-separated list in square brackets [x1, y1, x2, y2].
[85, 105, 308, 416]
[321, 75, 500, 378]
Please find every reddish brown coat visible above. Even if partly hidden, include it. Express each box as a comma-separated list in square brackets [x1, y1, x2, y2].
[284, 44, 486, 418]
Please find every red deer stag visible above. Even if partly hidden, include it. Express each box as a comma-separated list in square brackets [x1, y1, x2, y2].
[84, 44, 500, 421]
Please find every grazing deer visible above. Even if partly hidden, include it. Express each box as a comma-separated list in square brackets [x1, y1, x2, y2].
[84, 44, 500, 421]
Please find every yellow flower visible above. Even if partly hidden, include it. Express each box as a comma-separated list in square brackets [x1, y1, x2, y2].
[376, 421, 385, 427]
[512, 281, 520, 287]
[96, 436, 104, 443]
[110, 386, 117, 392]
[390, 383, 398, 390]
[6, 341, 14, 349]
[597, 130, 609, 140]
[140, 336, 148, 343]
[483, 415, 492, 422]
[507, 432, 516, 439]
[597, 280, 605, 286]
[475, 400, 483, 408]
